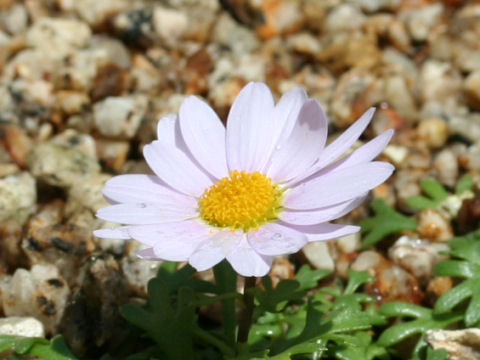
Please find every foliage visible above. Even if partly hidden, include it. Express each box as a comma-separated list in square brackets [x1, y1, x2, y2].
[405, 177, 474, 211]
[359, 198, 418, 249]
[434, 229, 480, 325]
[0, 335, 78, 360]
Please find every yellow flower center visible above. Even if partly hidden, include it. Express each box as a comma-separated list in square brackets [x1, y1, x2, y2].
[198, 171, 283, 232]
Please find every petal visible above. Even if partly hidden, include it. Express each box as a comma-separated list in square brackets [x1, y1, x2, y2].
[270, 86, 308, 148]
[156, 113, 177, 144]
[102, 174, 196, 207]
[128, 220, 212, 261]
[316, 108, 375, 168]
[96, 203, 197, 224]
[143, 140, 213, 197]
[248, 223, 308, 256]
[226, 238, 273, 277]
[93, 226, 132, 239]
[285, 161, 394, 210]
[136, 247, 160, 259]
[267, 99, 328, 183]
[279, 194, 367, 225]
[286, 223, 361, 242]
[290, 107, 375, 183]
[189, 230, 243, 272]
[226, 82, 275, 172]
[326, 129, 394, 171]
[179, 96, 228, 179]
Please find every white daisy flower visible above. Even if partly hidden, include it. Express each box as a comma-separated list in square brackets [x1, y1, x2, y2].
[94, 82, 394, 277]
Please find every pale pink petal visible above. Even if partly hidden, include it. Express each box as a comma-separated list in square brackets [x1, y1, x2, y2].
[136, 248, 159, 259]
[267, 99, 328, 183]
[143, 140, 213, 197]
[248, 223, 308, 256]
[156, 114, 177, 144]
[285, 161, 394, 210]
[102, 174, 196, 207]
[279, 194, 367, 226]
[290, 108, 375, 184]
[226, 82, 275, 172]
[189, 230, 243, 272]
[286, 223, 361, 242]
[93, 226, 132, 239]
[128, 220, 212, 261]
[226, 238, 273, 277]
[179, 96, 228, 179]
[96, 203, 197, 225]
[270, 86, 308, 150]
[316, 108, 375, 167]
[325, 129, 394, 172]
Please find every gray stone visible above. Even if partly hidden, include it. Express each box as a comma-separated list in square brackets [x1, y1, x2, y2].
[0, 317, 45, 337]
[28, 143, 100, 188]
[0, 172, 36, 225]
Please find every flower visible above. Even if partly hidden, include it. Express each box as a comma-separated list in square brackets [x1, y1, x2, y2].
[94, 82, 394, 277]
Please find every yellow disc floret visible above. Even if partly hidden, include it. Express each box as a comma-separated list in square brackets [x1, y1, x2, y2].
[199, 171, 283, 232]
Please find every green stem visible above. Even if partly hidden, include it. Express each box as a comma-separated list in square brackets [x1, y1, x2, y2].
[237, 277, 257, 344]
[193, 327, 235, 357]
[213, 261, 238, 349]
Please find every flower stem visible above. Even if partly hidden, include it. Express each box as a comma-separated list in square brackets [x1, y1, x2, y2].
[237, 276, 256, 344]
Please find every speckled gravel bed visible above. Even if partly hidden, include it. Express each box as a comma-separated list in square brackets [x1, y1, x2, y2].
[0, 0, 479, 357]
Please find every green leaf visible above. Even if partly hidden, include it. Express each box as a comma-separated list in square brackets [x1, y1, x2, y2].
[157, 262, 217, 294]
[405, 178, 448, 210]
[255, 277, 305, 313]
[121, 278, 196, 360]
[378, 302, 462, 348]
[0, 335, 78, 360]
[455, 176, 474, 195]
[344, 270, 375, 295]
[213, 261, 238, 348]
[360, 198, 418, 249]
[426, 347, 448, 360]
[295, 265, 331, 291]
[434, 230, 480, 325]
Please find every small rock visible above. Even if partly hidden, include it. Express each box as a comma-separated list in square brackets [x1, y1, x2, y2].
[0, 4, 28, 35]
[55, 91, 90, 115]
[25, 18, 91, 54]
[427, 276, 453, 303]
[211, 13, 260, 56]
[1, 264, 70, 334]
[0, 219, 26, 271]
[399, 3, 444, 42]
[420, 60, 462, 104]
[152, 7, 188, 47]
[464, 71, 480, 111]
[417, 118, 449, 149]
[417, 208, 454, 242]
[28, 143, 100, 188]
[388, 236, 449, 283]
[336, 232, 361, 254]
[325, 4, 366, 33]
[0, 317, 45, 337]
[60, 254, 129, 357]
[93, 96, 148, 139]
[121, 242, 161, 297]
[351, 251, 423, 304]
[0, 172, 36, 225]
[301, 241, 335, 271]
[72, 0, 128, 27]
[51, 129, 97, 160]
[0, 123, 33, 168]
[426, 329, 480, 360]
[95, 139, 130, 173]
[433, 149, 458, 187]
[65, 173, 111, 215]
